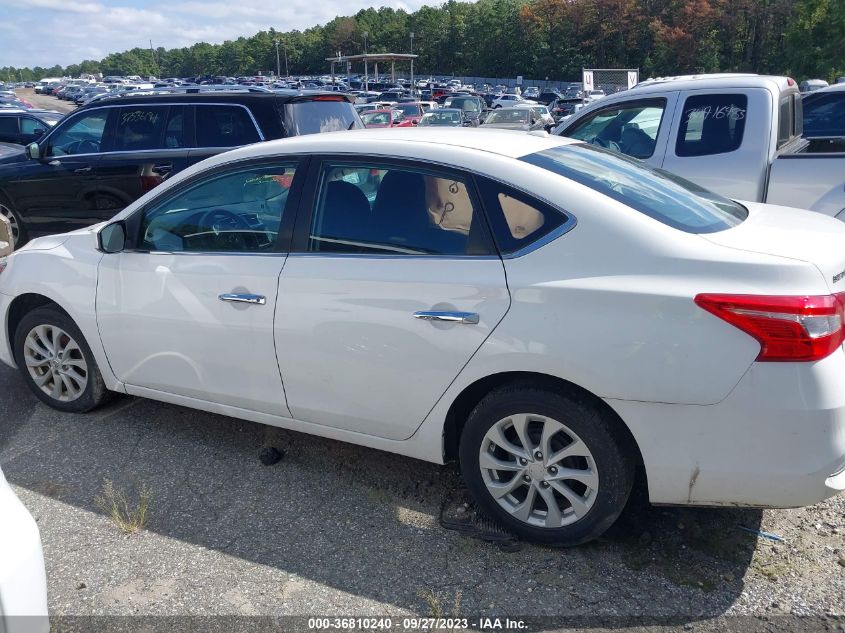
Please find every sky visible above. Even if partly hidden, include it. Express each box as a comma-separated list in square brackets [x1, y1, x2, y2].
[0, 0, 432, 68]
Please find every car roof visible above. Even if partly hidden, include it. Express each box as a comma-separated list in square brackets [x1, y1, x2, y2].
[631, 73, 793, 94]
[76, 90, 354, 110]
[212, 128, 574, 166]
[806, 83, 845, 95]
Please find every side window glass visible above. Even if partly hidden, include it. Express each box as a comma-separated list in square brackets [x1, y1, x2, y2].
[676, 94, 747, 157]
[20, 118, 45, 135]
[114, 106, 167, 151]
[196, 105, 260, 147]
[48, 110, 109, 156]
[477, 178, 567, 254]
[164, 106, 187, 148]
[309, 164, 484, 256]
[0, 118, 18, 135]
[566, 100, 665, 159]
[140, 163, 297, 253]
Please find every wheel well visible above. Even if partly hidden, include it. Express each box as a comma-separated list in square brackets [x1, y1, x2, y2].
[442, 371, 648, 495]
[6, 294, 66, 352]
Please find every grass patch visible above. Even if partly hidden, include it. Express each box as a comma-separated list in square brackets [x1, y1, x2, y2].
[95, 480, 151, 535]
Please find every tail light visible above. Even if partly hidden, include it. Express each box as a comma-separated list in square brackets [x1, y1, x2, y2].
[695, 293, 845, 361]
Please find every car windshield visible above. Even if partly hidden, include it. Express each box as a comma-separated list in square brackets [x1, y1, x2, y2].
[284, 100, 363, 135]
[521, 144, 747, 233]
[803, 92, 845, 138]
[394, 103, 421, 116]
[361, 111, 391, 126]
[485, 109, 529, 124]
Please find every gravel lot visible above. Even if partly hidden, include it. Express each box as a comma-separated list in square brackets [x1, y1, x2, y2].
[19, 88, 77, 113]
[1, 362, 844, 631]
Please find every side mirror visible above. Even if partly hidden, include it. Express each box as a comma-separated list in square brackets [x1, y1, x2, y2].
[25, 142, 40, 160]
[33, 128, 46, 137]
[0, 215, 12, 256]
[98, 221, 126, 254]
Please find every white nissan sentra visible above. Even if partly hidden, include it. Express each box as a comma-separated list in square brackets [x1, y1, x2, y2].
[1, 128, 845, 545]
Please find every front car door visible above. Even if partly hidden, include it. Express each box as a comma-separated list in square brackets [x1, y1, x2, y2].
[4, 108, 113, 235]
[96, 104, 192, 215]
[275, 158, 510, 440]
[96, 159, 303, 416]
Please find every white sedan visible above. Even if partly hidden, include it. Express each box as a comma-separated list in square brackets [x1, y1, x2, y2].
[491, 94, 536, 109]
[0, 466, 49, 633]
[2, 129, 845, 545]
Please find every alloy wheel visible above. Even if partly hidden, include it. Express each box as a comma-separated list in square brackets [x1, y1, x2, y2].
[23, 324, 89, 402]
[479, 413, 599, 528]
[0, 203, 19, 247]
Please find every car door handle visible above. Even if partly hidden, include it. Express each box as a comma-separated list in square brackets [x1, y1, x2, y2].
[413, 311, 479, 324]
[74, 166, 92, 174]
[152, 163, 173, 175]
[218, 293, 266, 305]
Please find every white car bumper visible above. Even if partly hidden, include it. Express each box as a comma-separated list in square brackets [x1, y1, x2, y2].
[0, 469, 49, 633]
[609, 350, 845, 507]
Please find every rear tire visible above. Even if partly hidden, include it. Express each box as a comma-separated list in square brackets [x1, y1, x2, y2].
[13, 307, 110, 413]
[459, 384, 634, 546]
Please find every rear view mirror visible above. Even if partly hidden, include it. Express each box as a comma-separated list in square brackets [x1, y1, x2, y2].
[25, 142, 40, 160]
[0, 215, 12, 256]
[98, 221, 126, 254]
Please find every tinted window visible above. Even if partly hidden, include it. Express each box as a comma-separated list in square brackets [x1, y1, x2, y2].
[163, 106, 187, 148]
[676, 94, 747, 157]
[20, 118, 47, 135]
[565, 99, 665, 159]
[284, 100, 363, 136]
[141, 163, 297, 252]
[309, 164, 489, 256]
[196, 105, 260, 147]
[49, 110, 110, 156]
[803, 92, 845, 138]
[477, 179, 567, 254]
[0, 117, 18, 135]
[522, 144, 746, 234]
[113, 106, 167, 151]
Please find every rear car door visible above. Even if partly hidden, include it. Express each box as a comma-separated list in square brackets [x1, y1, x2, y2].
[275, 158, 510, 440]
[96, 159, 303, 416]
[0, 116, 21, 144]
[3, 108, 113, 234]
[95, 104, 192, 215]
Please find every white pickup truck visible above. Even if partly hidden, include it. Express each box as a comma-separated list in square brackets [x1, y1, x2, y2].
[554, 74, 845, 218]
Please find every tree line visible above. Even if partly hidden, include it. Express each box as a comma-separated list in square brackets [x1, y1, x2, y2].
[2, 0, 843, 84]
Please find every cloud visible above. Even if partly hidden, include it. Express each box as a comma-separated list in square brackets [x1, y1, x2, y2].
[0, 0, 435, 68]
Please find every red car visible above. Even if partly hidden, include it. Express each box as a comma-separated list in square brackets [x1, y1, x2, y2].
[391, 102, 425, 125]
[360, 109, 414, 128]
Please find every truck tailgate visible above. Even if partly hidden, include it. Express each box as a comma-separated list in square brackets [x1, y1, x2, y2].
[767, 154, 845, 217]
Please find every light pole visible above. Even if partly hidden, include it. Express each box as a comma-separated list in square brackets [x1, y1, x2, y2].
[274, 39, 281, 78]
[410, 31, 415, 96]
[283, 40, 289, 77]
[363, 31, 369, 92]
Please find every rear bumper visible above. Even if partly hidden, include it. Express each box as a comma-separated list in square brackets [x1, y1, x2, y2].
[0, 473, 49, 633]
[608, 351, 845, 508]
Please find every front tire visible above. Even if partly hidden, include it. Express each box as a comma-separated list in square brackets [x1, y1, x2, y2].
[14, 307, 109, 413]
[0, 197, 26, 248]
[459, 385, 634, 546]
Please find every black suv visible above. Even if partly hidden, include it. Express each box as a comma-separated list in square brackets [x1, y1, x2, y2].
[0, 90, 361, 246]
[0, 110, 64, 146]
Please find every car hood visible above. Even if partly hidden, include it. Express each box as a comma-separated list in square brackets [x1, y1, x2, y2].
[701, 201, 845, 293]
[0, 143, 26, 165]
[483, 123, 529, 130]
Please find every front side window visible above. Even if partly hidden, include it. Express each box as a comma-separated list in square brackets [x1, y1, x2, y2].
[676, 94, 747, 157]
[140, 163, 297, 252]
[48, 110, 110, 156]
[565, 99, 666, 159]
[309, 163, 488, 256]
[113, 106, 167, 151]
[196, 105, 260, 148]
[20, 117, 47, 135]
[522, 144, 746, 234]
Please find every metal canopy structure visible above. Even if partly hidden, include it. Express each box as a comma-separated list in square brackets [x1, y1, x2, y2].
[325, 53, 419, 91]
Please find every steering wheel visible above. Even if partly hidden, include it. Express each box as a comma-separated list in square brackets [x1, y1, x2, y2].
[591, 137, 621, 152]
[76, 139, 100, 154]
[197, 209, 260, 251]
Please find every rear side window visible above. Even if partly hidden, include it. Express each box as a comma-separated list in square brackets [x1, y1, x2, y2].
[522, 144, 747, 234]
[114, 106, 167, 151]
[676, 94, 747, 157]
[196, 105, 260, 147]
[284, 100, 363, 136]
[0, 117, 18, 134]
[476, 178, 567, 254]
